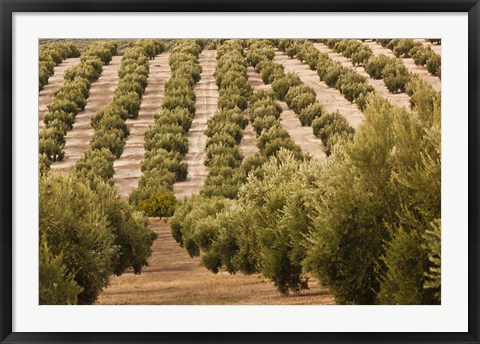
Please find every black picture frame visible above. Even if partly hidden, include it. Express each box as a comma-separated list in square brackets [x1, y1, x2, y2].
[1, 1, 479, 343]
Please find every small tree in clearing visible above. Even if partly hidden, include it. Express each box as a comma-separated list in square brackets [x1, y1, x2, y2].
[139, 192, 177, 219]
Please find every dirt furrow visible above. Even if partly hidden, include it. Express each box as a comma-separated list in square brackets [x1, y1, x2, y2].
[274, 50, 364, 129]
[313, 43, 411, 110]
[97, 218, 334, 305]
[113, 53, 171, 199]
[173, 50, 217, 201]
[247, 66, 326, 160]
[38, 57, 82, 129]
[239, 122, 259, 159]
[364, 40, 441, 92]
[50, 55, 122, 171]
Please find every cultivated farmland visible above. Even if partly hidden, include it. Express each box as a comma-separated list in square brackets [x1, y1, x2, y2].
[39, 39, 441, 305]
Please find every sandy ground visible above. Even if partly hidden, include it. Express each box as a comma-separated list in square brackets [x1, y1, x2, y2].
[247, 66, 326, 160]
[239, 122, 259, 159]
[173, 50, 217, 201]
[364, 40, 441, 92]
[314, 43, 411, 110]
[96, 218, 335, 305]
[50, 55, 122, 171]
[38, 57, 81, 129]
[113, 53, 171, 199]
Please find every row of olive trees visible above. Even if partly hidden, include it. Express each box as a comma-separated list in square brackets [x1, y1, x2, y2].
[377, 39, 441, 78]
[271, 39, 440, 302]
[129, 39, 204, 218]
[250, 40, 354, 156]
[305, 87, 441, 304]
[172, 39, 441, 304]
[170, 40, 252, 262]
[321, 39, 414, 93]
[40, 171, 156, 305]
[39, 41, 119, 167]
[325, 39, 373, 66]
[176, 78, 441, 304]
[279, 40, 376, 107]
[39, 40, 164, 305]
[39, 41, 81, 90]
[87, 44, 156, 161]
[171, 40, 310, 291]
[321, 39, 440, 107]
[201, 40, 251, 199]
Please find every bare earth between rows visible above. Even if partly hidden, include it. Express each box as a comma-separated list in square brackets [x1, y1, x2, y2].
[51, 55, 123, 171]
[274, 49, 365, 129]
[247, 66, 326, 160]
[97, 218, 334, 305]
[38, 57, 82, 128]
[173, 50, 218, 201]
[113, 53, 171, 199]
[313, 43, 412, 110]
[365, 40, 441, 92]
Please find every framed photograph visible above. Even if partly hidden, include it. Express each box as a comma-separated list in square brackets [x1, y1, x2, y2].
[1, 0, 479, 343]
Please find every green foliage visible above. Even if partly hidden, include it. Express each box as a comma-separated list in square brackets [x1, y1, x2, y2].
[192, 151, 318, 293]
[74, 148, 116, 182]
[285, 85, 316, 112]
[130, 168, 175, 206]
[39, 153, 51, 175]
[91, 103, 129, 127]
[138, 192, 177, 218]
[47, 99, 78, 116]
[271, 73, 302, 100]
[39, 236, 83, 305]
[256, 60, 284, 84]
[329, 39, 373, 66]
[113, 91, 142, 118]
[39, 41, 81, 89]
[377, 226, 436, 304]
[40, 173, 116, 304]
[162, 94, 196, 115]
[171, 195, 232, 255]
[305, 95, 399, 304]
[131, 39, 201, 214]
[304, 90, 441, 304]
[312, 111, 354, 155]
[39, 136, 64, 162]
[40, 171, 156, 304]
[90, 128, 126, 158]
[379, 38, 441, 78]
[129, 39, 166, 59]
[144, 132, 189, 155]
[202, 166, 246, 199]
[426, 53, 441, 77]
[40, 41, 118, 165]
[141, 149, 188, 181]
[411, 45, 433, 66]
[382, 60, 410, 93]
[365, 54, 393, 79]
[423, 219, 441, 302]
[246, 41, 275, 67]
[393, 39, 420, 58]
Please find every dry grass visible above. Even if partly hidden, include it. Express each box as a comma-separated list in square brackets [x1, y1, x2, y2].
[96, 219, 335, 305]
